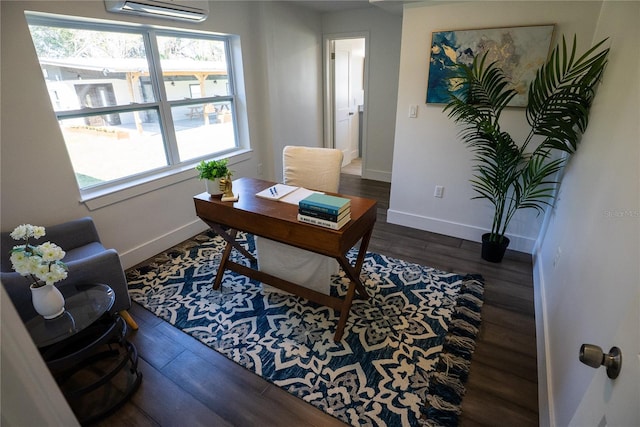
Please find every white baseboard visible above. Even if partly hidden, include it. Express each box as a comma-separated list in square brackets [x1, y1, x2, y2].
[386, 208, 536, 253]
[532, 251, 553, 427]
[119, 219, 210, 269]
[362, 168, 391, 183]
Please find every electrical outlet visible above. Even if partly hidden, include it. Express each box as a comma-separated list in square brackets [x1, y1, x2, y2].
[434, 185, 444, 198]
[257, 163, 263, 176]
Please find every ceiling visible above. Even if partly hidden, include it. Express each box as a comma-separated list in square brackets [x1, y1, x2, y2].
[290, 0, 372, 13]
[289, 0, 405, 15]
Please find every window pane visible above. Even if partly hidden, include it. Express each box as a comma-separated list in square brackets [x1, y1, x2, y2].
[28, 25, 153, 111]
[26, 16, 242, 195]
[157, 35, 230, 101]
[173, 102, 236, 161]
[59, 109, 168, 189]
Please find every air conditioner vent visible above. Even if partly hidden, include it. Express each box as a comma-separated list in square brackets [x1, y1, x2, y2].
[105, 0, 209, 22]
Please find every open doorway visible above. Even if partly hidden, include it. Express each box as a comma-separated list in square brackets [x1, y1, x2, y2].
[324, 34, 367, 177]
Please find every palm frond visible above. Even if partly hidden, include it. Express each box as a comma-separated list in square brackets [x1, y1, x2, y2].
[518, 154, 566, 210]
[527, 35, 609, 153]
[444, 53, 517, 129]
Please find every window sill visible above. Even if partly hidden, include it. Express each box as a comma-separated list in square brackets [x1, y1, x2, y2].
[80, 149, 253, 211]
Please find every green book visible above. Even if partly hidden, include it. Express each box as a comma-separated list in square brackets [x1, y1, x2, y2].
[299, 193, 350, 215]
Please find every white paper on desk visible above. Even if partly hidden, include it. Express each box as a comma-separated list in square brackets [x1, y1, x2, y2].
[255, 184, 299, 200]
[280, 187, 323, 205]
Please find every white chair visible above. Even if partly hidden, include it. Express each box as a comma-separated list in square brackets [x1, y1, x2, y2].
[281, 145, 343, 193]
[256, 146, 343, 295]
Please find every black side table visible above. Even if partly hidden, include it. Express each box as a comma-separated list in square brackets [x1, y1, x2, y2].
[25, 283, 142, 425]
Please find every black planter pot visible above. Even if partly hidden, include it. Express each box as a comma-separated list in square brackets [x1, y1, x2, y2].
[481, 233, 510, 263]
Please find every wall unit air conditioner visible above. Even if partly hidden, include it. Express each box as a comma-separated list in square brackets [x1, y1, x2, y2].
[105, 0, 209, 22]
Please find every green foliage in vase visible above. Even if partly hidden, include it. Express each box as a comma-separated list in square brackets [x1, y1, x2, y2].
[195, 158, 231, 180]
[444, 35, 609, 244]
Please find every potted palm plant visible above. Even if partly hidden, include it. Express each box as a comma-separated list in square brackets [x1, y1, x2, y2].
[196, 158, 231, 196]
[444, 35, 609, 262]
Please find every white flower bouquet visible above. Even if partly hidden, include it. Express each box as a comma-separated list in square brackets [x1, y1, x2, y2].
[9, 224, 68, 287]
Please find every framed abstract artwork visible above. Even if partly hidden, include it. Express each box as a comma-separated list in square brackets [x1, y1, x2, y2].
[426, 24, 555, 107]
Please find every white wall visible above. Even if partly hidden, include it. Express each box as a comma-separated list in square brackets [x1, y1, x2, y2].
[1, 287, 79, 426]
[258, 2, 324, 183]
[535, 1, 640, 425]
[322, 7, 402, 182]
[0, 1, 322, 269]
[389, 1, 602, 253]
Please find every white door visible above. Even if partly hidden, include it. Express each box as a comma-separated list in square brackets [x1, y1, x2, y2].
[565, 2, 640, 425]
[568, 295, 639, 427]
[333, 46, 352, 167]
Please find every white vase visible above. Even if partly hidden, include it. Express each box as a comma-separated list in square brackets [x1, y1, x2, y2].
[205, 178, 223, 196]
[30, 282, 65, 319]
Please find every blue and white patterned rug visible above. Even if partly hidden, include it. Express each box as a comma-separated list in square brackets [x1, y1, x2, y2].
[126, 231, 484, 427]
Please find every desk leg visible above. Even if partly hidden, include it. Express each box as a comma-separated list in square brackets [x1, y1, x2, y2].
[209, 223, 255, 261]
[334, 283, 356, 341]
[337, 257, 369, 300]
[354, 229, 373, 280]
[334, 258, 367, 342]
[333, 228, 374, 341]
[337, 228, 373, 299]
[213, 229, 237, 290]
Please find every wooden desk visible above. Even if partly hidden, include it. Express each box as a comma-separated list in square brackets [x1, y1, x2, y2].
[193, 177, 377, 341]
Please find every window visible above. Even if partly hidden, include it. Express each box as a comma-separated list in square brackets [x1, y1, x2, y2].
[26, 14, 240, 193]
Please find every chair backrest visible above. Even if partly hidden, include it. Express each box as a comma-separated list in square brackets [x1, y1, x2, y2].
[282, 146, 343, 193]
[1, 217, 100, 272]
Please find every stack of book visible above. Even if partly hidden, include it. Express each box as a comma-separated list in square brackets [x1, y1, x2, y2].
[298, 193, 351, 230]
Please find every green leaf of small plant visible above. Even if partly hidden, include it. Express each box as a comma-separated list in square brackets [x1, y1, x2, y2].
[196, 159, 231, 180]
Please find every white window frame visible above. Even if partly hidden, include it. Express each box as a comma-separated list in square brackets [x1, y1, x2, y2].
[25, 12, 251, 210]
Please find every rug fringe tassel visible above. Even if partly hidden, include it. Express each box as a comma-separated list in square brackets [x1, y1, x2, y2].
[430, 371, 466, 395]
[457, 292, 483, 308]
[423, 274, 485, 427]
[463, 279, 484, 294]
[426, 395, 463, 415]
[455, 305, 482, 323]
[439, 351, 471, 372]
[444, 334, 476, 352]
[449, 318, 479, 336]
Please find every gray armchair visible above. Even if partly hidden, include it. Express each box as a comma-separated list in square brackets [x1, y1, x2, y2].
[1, 217, 137, 330]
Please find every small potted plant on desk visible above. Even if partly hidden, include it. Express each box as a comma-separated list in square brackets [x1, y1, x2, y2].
[196, 158, 231, 197]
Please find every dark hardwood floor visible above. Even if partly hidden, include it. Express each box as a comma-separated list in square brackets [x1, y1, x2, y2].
[95, 174, 537, 427]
